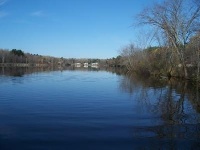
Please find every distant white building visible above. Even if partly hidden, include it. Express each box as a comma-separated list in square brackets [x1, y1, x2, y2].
[91, 63, 99, 68]
[84, 63, 89, 68]
[75, 63, 81, 67]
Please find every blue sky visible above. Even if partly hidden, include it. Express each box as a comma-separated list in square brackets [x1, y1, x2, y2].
[0, 0, 157, 58]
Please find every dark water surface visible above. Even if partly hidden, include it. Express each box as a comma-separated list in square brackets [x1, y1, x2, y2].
[0, 68, 200, 149]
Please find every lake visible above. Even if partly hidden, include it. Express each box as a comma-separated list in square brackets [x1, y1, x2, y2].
[0, 67, 200, 150]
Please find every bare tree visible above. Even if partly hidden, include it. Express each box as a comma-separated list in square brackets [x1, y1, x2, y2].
[189, 32, 200, 79]
[138, 0, 200, 78]
[135, 29, 158, 49]
[120, 43, 150, 74]
[120, 43, 141, 71]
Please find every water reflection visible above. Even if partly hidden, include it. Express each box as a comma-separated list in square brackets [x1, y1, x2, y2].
[0, 66, 101, 77]
[119, 73, 200, 148]
[119, 73, 200, 117]
[0, 67, 199, 149]
[0, 66, 58, 77]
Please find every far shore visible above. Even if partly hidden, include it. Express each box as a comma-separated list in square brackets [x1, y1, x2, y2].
[0, 63, 50, 67]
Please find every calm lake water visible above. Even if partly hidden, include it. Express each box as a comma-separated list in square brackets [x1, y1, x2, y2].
[0, 67, 200, 150]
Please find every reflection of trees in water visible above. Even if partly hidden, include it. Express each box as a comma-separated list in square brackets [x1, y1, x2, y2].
[119, 73, 200, 148]
[119, 73, 167, 94]
[154, 80, 186, 125]
[119, 73, 200, 123]
[0, 66, 104, 77]
[0, 66, 75, 77]
[156, 80, 200, 125]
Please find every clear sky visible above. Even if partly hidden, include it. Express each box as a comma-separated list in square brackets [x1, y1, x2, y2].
[0, 0, 157, 59]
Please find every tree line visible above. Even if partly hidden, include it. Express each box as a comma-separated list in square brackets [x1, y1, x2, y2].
[108, 0, 200, 80]
[0, 49, 67, 66]
[0, 49, 109, 67]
